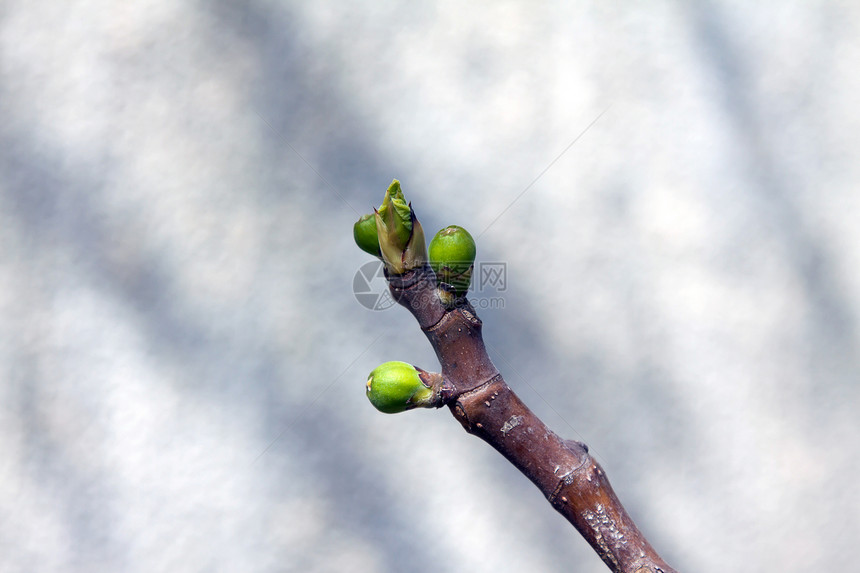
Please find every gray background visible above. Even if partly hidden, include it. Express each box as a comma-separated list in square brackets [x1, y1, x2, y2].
[1, 1, 858, 572]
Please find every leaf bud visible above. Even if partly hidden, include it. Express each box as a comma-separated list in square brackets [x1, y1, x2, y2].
[374, 180, 427, 274]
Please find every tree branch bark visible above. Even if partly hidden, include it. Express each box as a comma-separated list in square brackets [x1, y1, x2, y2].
[386, 265, 679, 573]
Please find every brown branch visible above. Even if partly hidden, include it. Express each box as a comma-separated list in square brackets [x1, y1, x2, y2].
[387, 265, 679, 573]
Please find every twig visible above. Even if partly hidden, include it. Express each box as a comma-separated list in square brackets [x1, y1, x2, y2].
[386, 265, 678, 573]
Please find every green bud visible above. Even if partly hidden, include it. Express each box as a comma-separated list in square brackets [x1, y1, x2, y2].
[374, 180, 427, 274]
[376, 180, 412, 248]
[366, 361, 434, 414]
[428, 225, 476, 295]
[353, 213, 382, 257]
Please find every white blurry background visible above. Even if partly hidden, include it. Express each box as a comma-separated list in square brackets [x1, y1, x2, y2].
[1, 2, 858, 572]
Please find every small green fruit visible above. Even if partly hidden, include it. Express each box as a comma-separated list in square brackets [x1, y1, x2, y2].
[366, 361, 433, 414]
[428, 225, 476, 294]
[354, 213, 382, 257]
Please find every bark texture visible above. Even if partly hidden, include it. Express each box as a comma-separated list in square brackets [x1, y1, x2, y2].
[387, 265, 678, 573]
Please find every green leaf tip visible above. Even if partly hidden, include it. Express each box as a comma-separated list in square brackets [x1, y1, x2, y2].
[429, 225, 476, 295]
[374, 179, 427, 274]
[354, 213, 382, 257]
[377, 179, 411, 246]
[366, 361, 434, 414]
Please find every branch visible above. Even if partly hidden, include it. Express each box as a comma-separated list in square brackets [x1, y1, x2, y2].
[387, 267, 678, 573]
[356, 180, 678, 572]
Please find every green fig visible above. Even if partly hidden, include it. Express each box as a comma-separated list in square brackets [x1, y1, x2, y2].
[353, 213, 382, 257]
[428, 225, 476, 295]
[366, 361, 434, 414]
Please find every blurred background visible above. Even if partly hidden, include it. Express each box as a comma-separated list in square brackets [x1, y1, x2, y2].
[1, 1, 858, 572]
